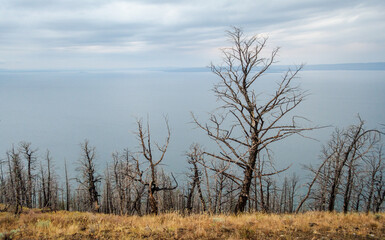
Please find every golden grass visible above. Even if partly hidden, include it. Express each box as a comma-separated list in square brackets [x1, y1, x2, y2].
[0, 209, 384, 239]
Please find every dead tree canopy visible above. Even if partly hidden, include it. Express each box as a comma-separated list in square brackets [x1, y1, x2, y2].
[193, 27, 316, 213]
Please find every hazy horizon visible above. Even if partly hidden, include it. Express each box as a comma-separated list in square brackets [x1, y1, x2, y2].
[1, 62, 385, 73]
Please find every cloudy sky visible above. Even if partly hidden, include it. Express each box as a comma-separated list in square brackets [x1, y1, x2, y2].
[1, 0, 385, 70]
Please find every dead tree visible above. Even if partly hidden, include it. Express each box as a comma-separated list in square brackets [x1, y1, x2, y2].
[0, 160, 6, 209]
[373, 170, 385, 212]
[7, 147, 24, 214]
[18, 142, 37, 208]
[126, 118, 178, 215]
[288, 173, 299, 212]
[326, 119, 379, 212]
[102, 164, 114, 214]
[42, 150, 53, 209]
[64, 159, 70, 211]
[213, 161, 228, 214]
[298, 117, 381, 212]
[295, 155, 330, 213]
[193, 27, 315, 213]
[111, 151, 132, 215]
[364, 145, 384, 213]
[185, 144, 206, 213]
[76, 140, 101, 212]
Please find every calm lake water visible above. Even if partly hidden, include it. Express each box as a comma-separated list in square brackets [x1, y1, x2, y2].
[0, 70, 384, 178]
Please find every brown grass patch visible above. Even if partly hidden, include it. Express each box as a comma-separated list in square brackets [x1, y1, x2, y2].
[0, 211, 384, 239]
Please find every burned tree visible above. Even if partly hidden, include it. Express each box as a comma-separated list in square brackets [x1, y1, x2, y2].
[76, 140, 101, 212]
[193, 27, 314, 213]
[126, 118, 178, 215]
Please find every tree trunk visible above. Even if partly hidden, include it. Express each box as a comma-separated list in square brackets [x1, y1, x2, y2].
[148, 182, 158, 215]
[234, 148, 257, 213]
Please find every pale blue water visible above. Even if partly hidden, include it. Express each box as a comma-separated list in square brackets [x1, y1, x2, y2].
[0, 70, 384, 179]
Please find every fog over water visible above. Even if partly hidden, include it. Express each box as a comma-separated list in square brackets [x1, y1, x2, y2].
[0, 70, 384, 179]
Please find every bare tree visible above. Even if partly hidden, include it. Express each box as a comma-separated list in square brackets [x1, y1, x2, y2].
[297, 117, 381, 213]
[126, 118, 178, 215]
[64, 159, 70, 211]
[42, 150, 53, 209]
[0, 160, 6, 210]
[326, 119, 379, 212]
[7, 147, 24, 214]
[185, 144, 206, 213]
[364, 145, 385, 213]
[193, 27, 315, 213]
[101, 164, 114, 214]
[18, 142, 37, 208]
[295, 155, 330, 213]
[76, 140, 101, 212]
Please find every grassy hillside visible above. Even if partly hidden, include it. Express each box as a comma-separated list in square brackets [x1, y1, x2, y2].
[0, 209, 384, 239]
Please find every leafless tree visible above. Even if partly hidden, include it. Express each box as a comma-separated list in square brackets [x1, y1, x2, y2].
[101, 163, 114, 214]
[364, 145, 385, 212]
[193, 27, 316, 213]
[0, 159, 6, 211]
[297, 117, 381, 213]
[7, 147, 24, 214]
[326, 119, 379, 212]
[64, 159, 70, 211]
[185, 144, 206, 213]
[41, 150, 53, 209]
[279, 173, 299, 213]
[76, 139, 101, 212]
[18, 142, 37, 208]
[126, 118, 178, 215]
[296, 155, 330, 213]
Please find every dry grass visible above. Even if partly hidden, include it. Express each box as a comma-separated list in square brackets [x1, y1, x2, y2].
[0, 209, 384, 239]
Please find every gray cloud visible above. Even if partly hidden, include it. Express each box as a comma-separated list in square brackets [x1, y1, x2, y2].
[0, 0, 384, 69]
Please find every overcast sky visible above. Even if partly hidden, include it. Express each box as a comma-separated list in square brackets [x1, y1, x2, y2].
[1, 0, 385, 70]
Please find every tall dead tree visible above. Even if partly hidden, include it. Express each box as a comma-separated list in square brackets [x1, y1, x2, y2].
[18, 142, 37, 208]
[76, 140, 101, 212]
[126, 118, 178, 215]
[193, 27, 315, 213]
[43, 150, 53, 209]
[64, 159, 70, 211]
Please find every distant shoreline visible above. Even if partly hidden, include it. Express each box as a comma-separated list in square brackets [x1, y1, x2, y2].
[1, 62, 385, 73]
